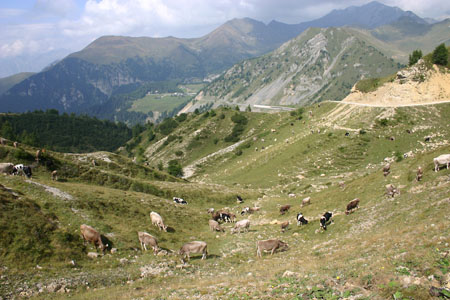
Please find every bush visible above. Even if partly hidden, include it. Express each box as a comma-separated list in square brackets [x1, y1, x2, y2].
[167, 160, 183, 177]
[175, 150, 183, 157]
[408, 49, 422, 66]
[157, 118, 178, 135]
[432, 43, 448, 66]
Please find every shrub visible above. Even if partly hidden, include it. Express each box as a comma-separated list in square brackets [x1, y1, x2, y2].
[408, 49, 422, 66]
[432, 43, 448, 66]
[167, 160, 183, 177]
[175, 150, 183, 157]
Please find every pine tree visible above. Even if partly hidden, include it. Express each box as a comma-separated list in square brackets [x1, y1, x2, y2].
[408, 49, 422, 66]
[432, 43, 448, 66]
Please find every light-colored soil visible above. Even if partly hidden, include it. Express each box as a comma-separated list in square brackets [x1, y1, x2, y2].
[342, 66, 450, 107]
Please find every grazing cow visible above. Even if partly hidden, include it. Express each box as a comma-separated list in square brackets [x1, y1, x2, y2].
[13, 141, 18, 148]
[0, 137, 6, 145]
[212, 211, 232, 223]
[231, 219, 250, 234]
[320, 212, 333, 230]
[424, 136, 431, 142]
[382, 164, 390, 176]
[256, 239, 288, 257]
[92, 159, 97, 166]
[416, 167, 423, 181]
[0, 163, 14, 174]
[301, 197, 311, 207]
[241, 206, 260, 215]
[51, 170, 58, 181]
[296, 213, 308, 226]
[80, 224, 106, 252]
[209, 219, 224, 232]
[280, 205, 291, 215]
[207, 208, 215, 214]
[150, 211, 167, 232]
[288, 193, 296, 198]
[229, 213, 237, 223]
[385, 184, 400, 198]
[345, 132, 350, 137]
[236, 195, 243, 203]
[433, 154, 450, 172]
[13, 164, 32, 178]
[173, 197, 187, 204]
[179, 241, 207, 263]
[345, 198, 360, 215]
[280, 221, 289, 232]
[35, 149, 41, 161]
[138, 232, 159, 254]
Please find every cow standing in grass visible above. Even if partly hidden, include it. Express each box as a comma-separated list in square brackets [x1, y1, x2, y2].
[280, 205, 291, 215]
[345, 198, 360, 215]
[320, 212, 333, 230]
[434, 154, 450, 172]
[179, 241, 208, 263]
[416, 167, 423, 181]
[256, 239, 288, 257]
[150, 211, 167, 232]
[80, 224, 106, 252]
[296, 213, 308, 226]
[138, 232, 159, 254]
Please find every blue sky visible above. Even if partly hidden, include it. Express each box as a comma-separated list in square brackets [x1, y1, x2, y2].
[0, 0, 449, 77]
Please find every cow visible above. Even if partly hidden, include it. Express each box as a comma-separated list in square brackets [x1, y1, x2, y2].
[150, 211, 167, 232]
[236, 195, 243, 203]
[382, 163, 390, 176]
[345, 132, 350, 137]
[320, 212, 333, 230]
[80, 224, 106, 252]
[36, 149, 41, 161]
[229, 213, 237, 223]
[13, 164, 32, 178]
[173, 197, 187, 204]
[385, 184, 400, 198]
[424, 136, 431, 142]
[280, 221, 289, 232]
[207, 208, 215, 214]
[13, 141, 18, 148]
[0, 163, 14, 174]
[241, 206, 260, 215]
[345, 198, 360, 215]
[51, 170, 58, 181]
[92, 159, 97, 166]
[179, 241, 207, 263]
[288, 193, 296, 198]
[296, 213, 308, 226]
[0, 137, 6, 145]
[256, 239, 288, 258]
[301, 197, 311, 207]
[231, 219, 250, 234]
[212, 211, 232, 223]
[209, 219, 224, 232]
[434, 154, 450, 172]
[279, 205, 291, 215]
[416, 167, 423, 181]
[137, 232, 159, 254]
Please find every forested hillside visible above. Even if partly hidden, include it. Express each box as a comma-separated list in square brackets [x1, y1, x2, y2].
[0, 110, 132, 152]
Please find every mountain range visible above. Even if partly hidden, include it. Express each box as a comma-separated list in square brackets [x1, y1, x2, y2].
[0, 1, 448, 122]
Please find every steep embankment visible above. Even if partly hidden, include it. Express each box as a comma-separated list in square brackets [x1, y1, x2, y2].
[343, 60, 450, 106]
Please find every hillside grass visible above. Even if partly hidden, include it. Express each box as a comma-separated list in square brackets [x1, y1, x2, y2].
[129, 94, 191, 114]
[1, 102, 450, 299]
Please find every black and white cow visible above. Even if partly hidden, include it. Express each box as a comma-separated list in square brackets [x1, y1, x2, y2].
[296, 213, 308, 226]
[236, 195, 243, 203]
[173, 197, 187, 204]
[13, 164, 32, 178]
[320, 212, 333, 230]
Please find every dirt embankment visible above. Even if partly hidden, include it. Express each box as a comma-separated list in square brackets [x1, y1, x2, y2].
[342, 62, 450, 107]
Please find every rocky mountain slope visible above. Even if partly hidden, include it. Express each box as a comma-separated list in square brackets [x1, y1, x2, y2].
[192, 27, 401, 110]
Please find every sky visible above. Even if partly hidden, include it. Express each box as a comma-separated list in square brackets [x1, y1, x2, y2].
[1, 0, 449, 76]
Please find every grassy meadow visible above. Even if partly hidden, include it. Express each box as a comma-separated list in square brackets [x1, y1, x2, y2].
[0, 101, 449, 299]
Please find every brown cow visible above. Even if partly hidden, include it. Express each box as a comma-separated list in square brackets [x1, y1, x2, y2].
[280, 221, 289, 232]
[385, 184, 400, 198]
[280, 205, 291, 215]
[209, 219, 224, 232]
[231, 219, 250, 234]
[138, 232, 159, 254]
[382, 163, 390, 176]
[80, 224, 106, 252]
[345, 198, 360, 215]
[0, 163, 14, 174]
[256, 239, 288, 257]
[416, 167, 423, 181]
[179, 241, 207, 263]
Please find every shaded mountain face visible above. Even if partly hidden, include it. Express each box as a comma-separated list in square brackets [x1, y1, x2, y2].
[194, 27, 401, 109]
[0, 1, 429, 118]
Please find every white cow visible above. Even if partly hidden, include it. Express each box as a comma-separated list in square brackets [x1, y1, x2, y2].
[150, 211, 167, 232]
[231, 219, 250, 234]
[434, 154, 450, 172]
